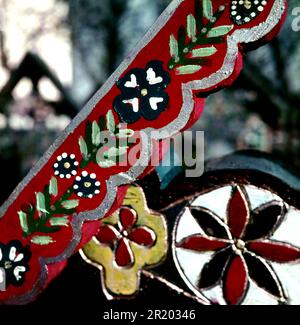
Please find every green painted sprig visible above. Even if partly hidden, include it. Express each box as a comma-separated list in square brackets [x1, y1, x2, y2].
[79, 109, 134, 169]
[168, 0, 233, 75]
[17, 110, 134, 245]
[18, 177, 78, 245]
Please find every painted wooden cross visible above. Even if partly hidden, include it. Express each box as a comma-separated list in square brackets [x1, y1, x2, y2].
[0, 0, 287, 304]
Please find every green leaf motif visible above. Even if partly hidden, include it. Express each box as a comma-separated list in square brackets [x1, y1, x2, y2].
[36, 192, 48, 214]
[106, 110, 115, 134]
[49, 177, 58, 197]
[203, 0, 213, 20]
[79, 136, 88, 160]
[31, 236, 54, 245]
[92, 121, 101, 146]
[169, 34, 179, 58]
[176, 65, 202, 75]
[50, 217, 69, 227]
[191, 46, 217, 57]
[187, 14, 196, 39]
[168, 0, 227, 72]
[61, 200, 79, 210]
[207, 25, 233, 38]
[18, 211, 28, 233]
[116, 129, 135, 138]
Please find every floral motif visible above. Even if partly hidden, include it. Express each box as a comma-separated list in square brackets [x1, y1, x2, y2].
[97, 207, 156, 267]
[114, 61, 170, 124]
[78, 110, 135, 169]
[230, 0, 268, 25]
[168, 0, 233, 74]
[73, 171, 101, 198]
[80, 186, 167, 298]
[53, 153, 78, 179]
[18, 177, 77, 245]
[177, 186, 300, 305]
[0, 241, 31, 287]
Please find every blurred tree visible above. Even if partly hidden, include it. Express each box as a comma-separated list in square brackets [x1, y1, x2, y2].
[68, 0, 168, 104]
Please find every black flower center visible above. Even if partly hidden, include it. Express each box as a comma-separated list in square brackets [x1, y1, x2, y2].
[53, 153, 78, 179]
[73, 172, 101, 198]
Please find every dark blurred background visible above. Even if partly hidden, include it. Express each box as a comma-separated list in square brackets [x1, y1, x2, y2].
[0, 0, 300, 204]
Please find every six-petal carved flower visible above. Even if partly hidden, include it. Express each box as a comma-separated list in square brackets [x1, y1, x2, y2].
[177, 186, 300, 305]
[97, 207, 156, 268]
[114, 61, 171, 124]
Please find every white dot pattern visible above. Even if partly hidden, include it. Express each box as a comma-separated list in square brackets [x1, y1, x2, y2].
[230, 0, 268, 25]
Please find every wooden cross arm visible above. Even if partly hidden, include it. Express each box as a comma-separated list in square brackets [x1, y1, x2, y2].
[0, 0, 287, 304]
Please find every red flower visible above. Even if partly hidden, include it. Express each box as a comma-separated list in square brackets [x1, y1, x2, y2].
[96, 207, 156, 268]
[177, 186, 300, 305]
